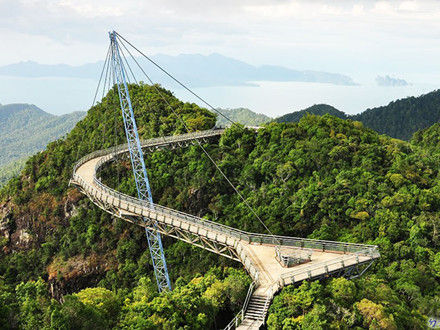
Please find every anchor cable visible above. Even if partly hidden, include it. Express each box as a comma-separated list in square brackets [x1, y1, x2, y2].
[115, 32, 239, 128]
[116, 34, 280, 244]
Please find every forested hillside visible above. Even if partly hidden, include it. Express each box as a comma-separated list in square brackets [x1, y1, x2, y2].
[216, 107, 272, 126]
[1, 84, 440, 328]
[276, 89, 440, 140]
[352, 90, 440, 140]
[0, 103, 85, 186]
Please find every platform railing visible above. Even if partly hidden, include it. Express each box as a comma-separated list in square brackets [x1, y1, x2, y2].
[269, 247, 379, 294]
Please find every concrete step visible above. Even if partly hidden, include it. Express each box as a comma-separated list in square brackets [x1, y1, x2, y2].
[236, 318, 263, 330]
[247, 306, 266, 310]
[248, 304, 265, 309]
[245, 315, 264, 320]
[237, 291, 272, 329]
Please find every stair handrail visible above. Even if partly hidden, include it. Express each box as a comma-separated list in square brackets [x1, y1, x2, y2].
[260, 288, 273, 324]
[223, 281, 256, 330]
[242, 281, 256, 319]
[223, 312, 242, 330]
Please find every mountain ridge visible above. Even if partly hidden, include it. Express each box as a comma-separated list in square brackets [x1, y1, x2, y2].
[0, 54, 356, 87]
[276, 89, 440, 140]
[0, 103, 85, 185]
[216, 107, 272, 126]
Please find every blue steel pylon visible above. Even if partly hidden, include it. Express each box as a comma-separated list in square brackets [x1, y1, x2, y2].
[109, 31, 172, 292]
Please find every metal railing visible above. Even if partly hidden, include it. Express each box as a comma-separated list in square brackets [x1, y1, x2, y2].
[72, 129, 379, 259]
[72, 129, 225, 174]
[223, 281, 256, 330]
[260, 288, 273, 324]
[270, 247, 379, 293]
[275, 246, 313, 267]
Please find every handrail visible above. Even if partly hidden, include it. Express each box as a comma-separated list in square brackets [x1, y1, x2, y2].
[73, 129, 225, 173]
[223, 281, 256, 330]
[269, 247, 379, 294]
[223, 311, 243, 330]
[242, 282, 256, 319]
[260, 289, 272, 324]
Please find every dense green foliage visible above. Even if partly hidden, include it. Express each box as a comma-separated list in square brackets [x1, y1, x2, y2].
[0, 103, 85, 187]
[276, 90, 440, 140]
[352, 89, 440, 141]
[411, 122, 440, 150]
[1, 83, 440, 328]
[216, 107, 272, 126]
[0, 267, 249, 329]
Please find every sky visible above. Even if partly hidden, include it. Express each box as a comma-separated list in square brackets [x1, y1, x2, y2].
[1, 0, 440, 80]
[1, 0, 440, 116]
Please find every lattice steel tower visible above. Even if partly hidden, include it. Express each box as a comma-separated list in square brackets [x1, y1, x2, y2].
[109, 31, 171, 292]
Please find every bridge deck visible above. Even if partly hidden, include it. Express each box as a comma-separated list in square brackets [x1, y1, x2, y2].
[71, 129, 379, 328]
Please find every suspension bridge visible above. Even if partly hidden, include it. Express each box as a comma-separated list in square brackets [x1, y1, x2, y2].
[70, 31, 380, 329]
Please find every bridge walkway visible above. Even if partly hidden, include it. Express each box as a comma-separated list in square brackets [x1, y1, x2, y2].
[71, 129, 379, 329]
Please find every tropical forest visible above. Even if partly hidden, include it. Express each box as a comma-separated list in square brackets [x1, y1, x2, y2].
[0, 82, 439, 329]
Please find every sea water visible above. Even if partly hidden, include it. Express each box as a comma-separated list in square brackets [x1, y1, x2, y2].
[0, 76, 438, 117]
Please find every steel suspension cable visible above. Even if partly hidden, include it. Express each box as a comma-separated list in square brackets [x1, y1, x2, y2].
[119, 44, 138, 84]
[101, 46, 112, 148]
[116, 35, 280, 244]
[75, 44, 111, 161]
[115, 32, 238, 128]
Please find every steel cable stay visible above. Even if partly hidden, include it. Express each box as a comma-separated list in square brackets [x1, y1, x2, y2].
[75, 44, 111, 163]
[114, 31, 239, 128]
[100, 45, 113, 148]
[114, 32, 281, 246]
[119, 44, 138, 85]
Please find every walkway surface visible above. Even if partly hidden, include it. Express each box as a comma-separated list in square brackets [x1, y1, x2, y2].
[71, 128, 380, 329]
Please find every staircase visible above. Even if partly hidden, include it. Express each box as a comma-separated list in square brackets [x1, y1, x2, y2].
[236, 294, 270, 329]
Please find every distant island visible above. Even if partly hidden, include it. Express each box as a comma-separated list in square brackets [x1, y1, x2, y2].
[0, 54, 357, 87]
[375, 75, 409, 87]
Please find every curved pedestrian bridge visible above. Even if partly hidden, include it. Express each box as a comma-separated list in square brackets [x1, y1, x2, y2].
[71, 128, 380, 329]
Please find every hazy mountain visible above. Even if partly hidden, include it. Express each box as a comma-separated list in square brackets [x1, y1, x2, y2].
[351, 90, 440, 140]
[275, 104, 347, 123]
[376, 75, 409, 87]
[275, 90, 440, 140]
[0, 103, 85, 185]
[216, 108, 272, 126]
[0, 54, 356, 87]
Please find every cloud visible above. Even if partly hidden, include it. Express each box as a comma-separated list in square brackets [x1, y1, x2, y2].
[1, 0, 440, 78]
